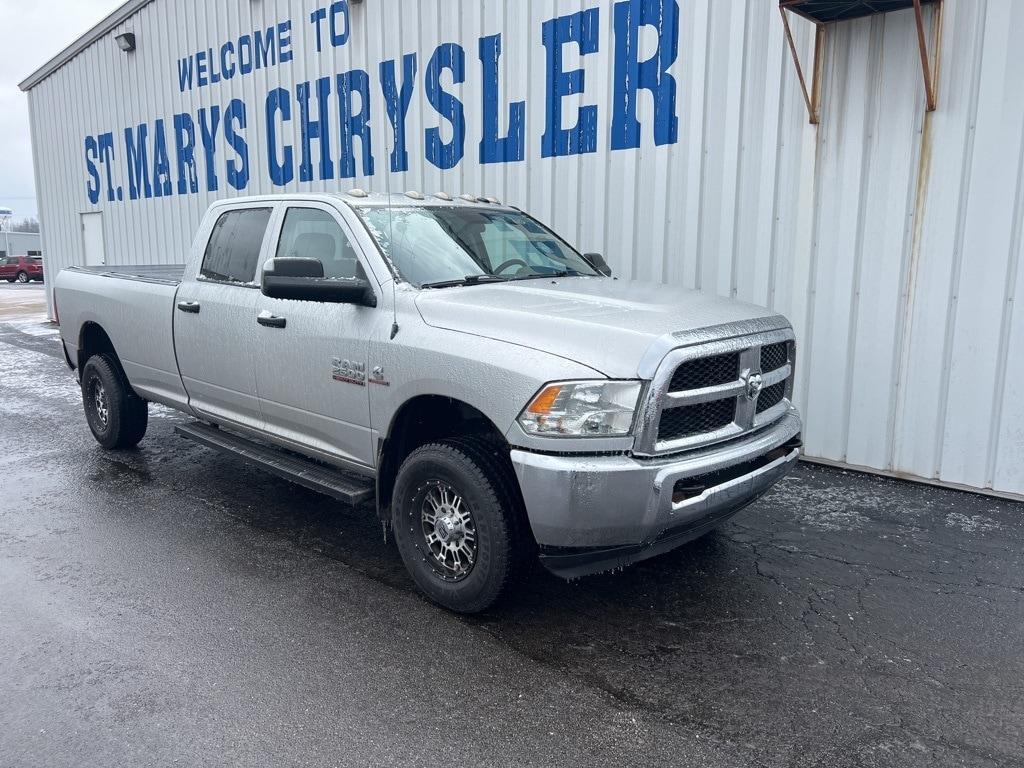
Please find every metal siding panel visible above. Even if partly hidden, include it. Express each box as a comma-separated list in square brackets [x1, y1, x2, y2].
[936, 0, 1024, 490]
[892, 0, 988, 482]
[993, 186, 1024, 494]
[801, 17, 876, 461]
[844, 11, 926, 469]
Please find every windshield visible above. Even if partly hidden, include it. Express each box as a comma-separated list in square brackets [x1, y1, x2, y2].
[355, 206, 600, 287]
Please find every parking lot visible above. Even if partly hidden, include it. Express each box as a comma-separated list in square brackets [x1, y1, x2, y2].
[1, 281, 1022, 767]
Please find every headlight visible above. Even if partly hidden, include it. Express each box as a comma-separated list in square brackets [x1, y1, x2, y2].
[517, 381, 642, 437]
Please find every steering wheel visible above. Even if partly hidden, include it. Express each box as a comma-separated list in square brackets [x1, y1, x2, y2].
[493, 258, 530, 274]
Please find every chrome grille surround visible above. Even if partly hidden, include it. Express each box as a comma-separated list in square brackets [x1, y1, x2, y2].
[633, 328, 796, 457]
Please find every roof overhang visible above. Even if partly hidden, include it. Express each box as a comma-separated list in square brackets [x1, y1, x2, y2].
[19, 0, 154, 92]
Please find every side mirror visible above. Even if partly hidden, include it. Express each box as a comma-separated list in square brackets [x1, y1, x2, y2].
[261, 257, 377, 306]
[584, 252, 612, 277]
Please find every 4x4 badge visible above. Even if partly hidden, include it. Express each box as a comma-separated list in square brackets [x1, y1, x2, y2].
[369, 365, 390, 387]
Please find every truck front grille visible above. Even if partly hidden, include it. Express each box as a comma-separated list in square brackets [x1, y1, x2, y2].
[642, 332, 796, 455]
[756, 381, 787, 413]
[658, 399, 736, 441]
[668, 352, 740, 391]
[760, 342, 789, 374]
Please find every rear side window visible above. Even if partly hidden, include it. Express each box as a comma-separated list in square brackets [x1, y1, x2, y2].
[200, 207, 273, 284]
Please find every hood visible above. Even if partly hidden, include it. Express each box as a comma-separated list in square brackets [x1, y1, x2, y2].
[414, 277, 789, 379]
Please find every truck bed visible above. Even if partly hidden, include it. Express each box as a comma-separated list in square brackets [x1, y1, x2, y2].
[55, 263, 188, 411]
[69, 264, 186, 285]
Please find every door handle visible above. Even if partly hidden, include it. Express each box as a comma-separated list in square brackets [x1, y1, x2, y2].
[177, 301, 201, 314]
[257, 311, 287, 329]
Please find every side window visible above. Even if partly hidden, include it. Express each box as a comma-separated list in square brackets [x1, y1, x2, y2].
[276, 208, 363, 280]
[200, 207, 273, 284]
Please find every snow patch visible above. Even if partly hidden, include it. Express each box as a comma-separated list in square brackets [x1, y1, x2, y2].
[944, 512, 1001, 533]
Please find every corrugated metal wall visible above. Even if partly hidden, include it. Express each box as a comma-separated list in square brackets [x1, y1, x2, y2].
[24, 0, 1023, 497]
[1, 232, 43, 255]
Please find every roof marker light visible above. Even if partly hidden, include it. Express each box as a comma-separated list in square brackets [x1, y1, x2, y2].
[459, 193, 476, 202]
[405, 190, 425, 200]
[348, 188, 368, 198]
[433, 192, 453, 201]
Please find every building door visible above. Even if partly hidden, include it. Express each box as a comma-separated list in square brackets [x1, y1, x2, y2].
[80, 212, 105, 266]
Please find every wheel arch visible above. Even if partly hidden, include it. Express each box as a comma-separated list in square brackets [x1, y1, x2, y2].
[77, 322, 122, 373]
[376, 394, 512, 520]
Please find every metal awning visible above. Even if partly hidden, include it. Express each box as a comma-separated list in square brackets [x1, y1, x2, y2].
[780, 0, 939, 25]
[779, 0, 943, 124]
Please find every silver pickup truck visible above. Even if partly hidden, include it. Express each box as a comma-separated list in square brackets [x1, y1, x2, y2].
[54, 192, 802, 612]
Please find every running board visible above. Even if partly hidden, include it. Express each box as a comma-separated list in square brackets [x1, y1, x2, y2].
[174, 422, 375, 506]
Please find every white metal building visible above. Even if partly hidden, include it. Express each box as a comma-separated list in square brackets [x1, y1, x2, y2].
[19, 0, 1024, 498]
[1, 231, 42, 258]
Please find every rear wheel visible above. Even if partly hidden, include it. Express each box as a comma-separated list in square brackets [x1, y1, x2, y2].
[391, 438, 530, 613]
[81, 354, 148, 449]
[16, 271, 28, 283]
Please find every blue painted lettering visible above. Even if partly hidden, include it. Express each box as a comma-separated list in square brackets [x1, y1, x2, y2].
[152, 119, 173, 197]
[542, 8, 600, 158]
[279, 20, 293, 63]
[479, 34, 525, 164]
[424, 43, 466, 171]
[379, 53, 417, 173]
[337, 69, 374, 178]
[125, 125, 152, 200]
[85, 137, 101, 205]
[297, 78, 334, 182]
[173, 113, 199, 195]
[611, 0, 679, 150]
[224, 99, 250, 190]
[198, 106, 221, 192]
[266, 88, 294, 186]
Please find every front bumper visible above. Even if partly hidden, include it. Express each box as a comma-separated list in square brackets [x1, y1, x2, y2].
[510, 408, 801, 578]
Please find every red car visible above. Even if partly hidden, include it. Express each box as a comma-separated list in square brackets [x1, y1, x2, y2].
[1, 255, 44, 283]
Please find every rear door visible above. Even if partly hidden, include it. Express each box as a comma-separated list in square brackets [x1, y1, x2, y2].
[174, 205, 274, 431]
[252, 203, 377, 468]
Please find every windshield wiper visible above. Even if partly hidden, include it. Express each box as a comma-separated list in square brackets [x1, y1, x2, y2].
[420, 274, 511, 289]
[507, 269, 585, 281]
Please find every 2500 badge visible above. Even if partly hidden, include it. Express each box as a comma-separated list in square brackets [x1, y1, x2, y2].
[331, 358, 365, 386]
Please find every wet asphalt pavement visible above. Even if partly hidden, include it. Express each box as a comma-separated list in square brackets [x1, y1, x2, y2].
[1, 282, 1023, 767]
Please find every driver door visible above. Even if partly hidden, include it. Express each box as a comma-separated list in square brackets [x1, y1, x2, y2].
[252, 203, 377, 469]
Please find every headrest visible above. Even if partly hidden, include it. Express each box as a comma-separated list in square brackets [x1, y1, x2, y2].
[268, 257, 324, 278]
[292, 232, 336, 262]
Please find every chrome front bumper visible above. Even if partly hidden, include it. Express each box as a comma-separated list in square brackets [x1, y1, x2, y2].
[510, 409, 802, 578]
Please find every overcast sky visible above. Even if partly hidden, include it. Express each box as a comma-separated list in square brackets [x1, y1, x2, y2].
[0, 0, 123, 221]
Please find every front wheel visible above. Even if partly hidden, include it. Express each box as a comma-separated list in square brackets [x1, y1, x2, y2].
[81, 354, 148, 449]
[16, 271, 28, 283]
[391, 439, 530, 613]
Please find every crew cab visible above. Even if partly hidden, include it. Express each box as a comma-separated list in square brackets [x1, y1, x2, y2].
[54, 193, 802, 612]
[2, 255, 44, 283]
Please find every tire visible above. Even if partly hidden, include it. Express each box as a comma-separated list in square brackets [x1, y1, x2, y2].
[16, 271, 28, 283]
[81, 354, 148, 449]
[391, 438, 531, 613]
